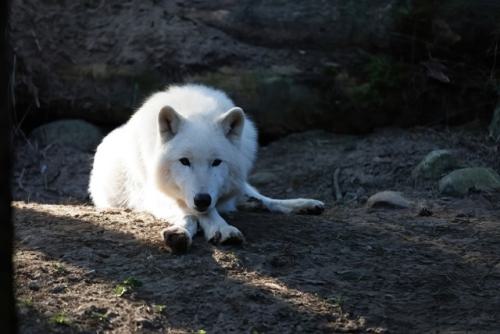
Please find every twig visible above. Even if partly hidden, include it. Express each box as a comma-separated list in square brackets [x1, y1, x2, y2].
[333, 168, 343, 202]
[12, 104, 31, 136]
[152, 265, 165, 276]
[15, 168, 33, 200]
[16, 168, 26, 192]
[10, 54, 16, 108]
[17, 127, 37, 155]
[44, 170, 61, 187]
[490, 40, 498, 82]
[39, 143, 54, 160]
[30, 29, 42, 53]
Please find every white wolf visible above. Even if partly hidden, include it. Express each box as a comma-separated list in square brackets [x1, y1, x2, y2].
[89, 84, 324, 253]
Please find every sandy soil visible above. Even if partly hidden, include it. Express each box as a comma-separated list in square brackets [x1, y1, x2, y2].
[13, 126, 500, 333]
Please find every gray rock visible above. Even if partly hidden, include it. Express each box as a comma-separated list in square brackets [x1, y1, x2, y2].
[30, 119, 103, 152]
[489, 101, 500, 142]
[412, 149, 459, 180]
[366, 191, 414, 209]
[439, 167, 500, 196]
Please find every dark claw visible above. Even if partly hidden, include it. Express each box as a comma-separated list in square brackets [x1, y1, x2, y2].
[209, 231, 222, 245]
[221, 234, 244, 245]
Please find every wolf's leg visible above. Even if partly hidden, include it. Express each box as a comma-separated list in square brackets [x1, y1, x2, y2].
[197, 209, 244, 245]
[161, 215, 198, 254]
[242, 183, 325, 214]
[145, 192, 199, 253]
[216, 197, 237, 213]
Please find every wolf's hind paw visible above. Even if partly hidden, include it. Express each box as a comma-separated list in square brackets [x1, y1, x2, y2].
[293, 199, 325, 215]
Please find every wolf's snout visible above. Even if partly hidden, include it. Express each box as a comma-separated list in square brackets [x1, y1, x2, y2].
[194, 193, 212, 211]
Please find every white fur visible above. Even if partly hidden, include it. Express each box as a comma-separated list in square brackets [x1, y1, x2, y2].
[89, 84, 324, 248]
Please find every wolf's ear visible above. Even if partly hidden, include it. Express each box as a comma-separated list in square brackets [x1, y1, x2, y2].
[218, 107, 245, 142]
[158, 106, 181, 140]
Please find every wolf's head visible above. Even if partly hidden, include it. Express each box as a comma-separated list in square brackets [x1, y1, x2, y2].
[154, 105, 247, 214]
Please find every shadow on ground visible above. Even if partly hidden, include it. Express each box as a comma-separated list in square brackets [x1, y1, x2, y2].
[14, 199, 500, 333]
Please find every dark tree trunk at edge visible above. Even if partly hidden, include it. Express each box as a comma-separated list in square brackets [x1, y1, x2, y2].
[0, 0, 17, 332]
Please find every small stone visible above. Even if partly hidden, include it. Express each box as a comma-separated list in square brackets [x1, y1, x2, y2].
[367, 327, 387, 334]
[28, 281, 40, 291]
[439, 167, 500, 196]
[249, 171, 277, 186]
[366, 191, 413, 209]
[489, 101, 500, 142]
[67, 274, 80, 282]
[412, 149, 459, 180]
[50, 285, 66, 294]
[30, 119, 103, 152]
[135, 318, 158, 330]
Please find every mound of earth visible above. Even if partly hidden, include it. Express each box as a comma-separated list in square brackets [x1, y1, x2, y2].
[13, 126, 500, 333]
[11, 1, 500, 139]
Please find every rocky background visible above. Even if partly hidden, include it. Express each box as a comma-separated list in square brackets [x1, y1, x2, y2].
[10, 0, 500, 142]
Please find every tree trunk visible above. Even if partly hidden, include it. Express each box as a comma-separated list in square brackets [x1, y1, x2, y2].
[0, 0, 17, 332]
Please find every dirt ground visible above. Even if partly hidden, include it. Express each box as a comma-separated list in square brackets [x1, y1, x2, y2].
[12, 126, 500, 333]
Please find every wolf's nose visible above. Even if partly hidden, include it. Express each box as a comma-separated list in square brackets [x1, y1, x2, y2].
[194, 193, 211, 211]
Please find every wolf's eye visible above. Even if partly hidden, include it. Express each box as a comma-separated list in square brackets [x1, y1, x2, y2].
[179, 158, 190, 166]
[212, 159, 222, 167]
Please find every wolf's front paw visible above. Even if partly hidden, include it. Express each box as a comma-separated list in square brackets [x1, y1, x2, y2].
[162, 226, 192, 254]
[291, 199, 325, 215]
[206, 224, 244, 245]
